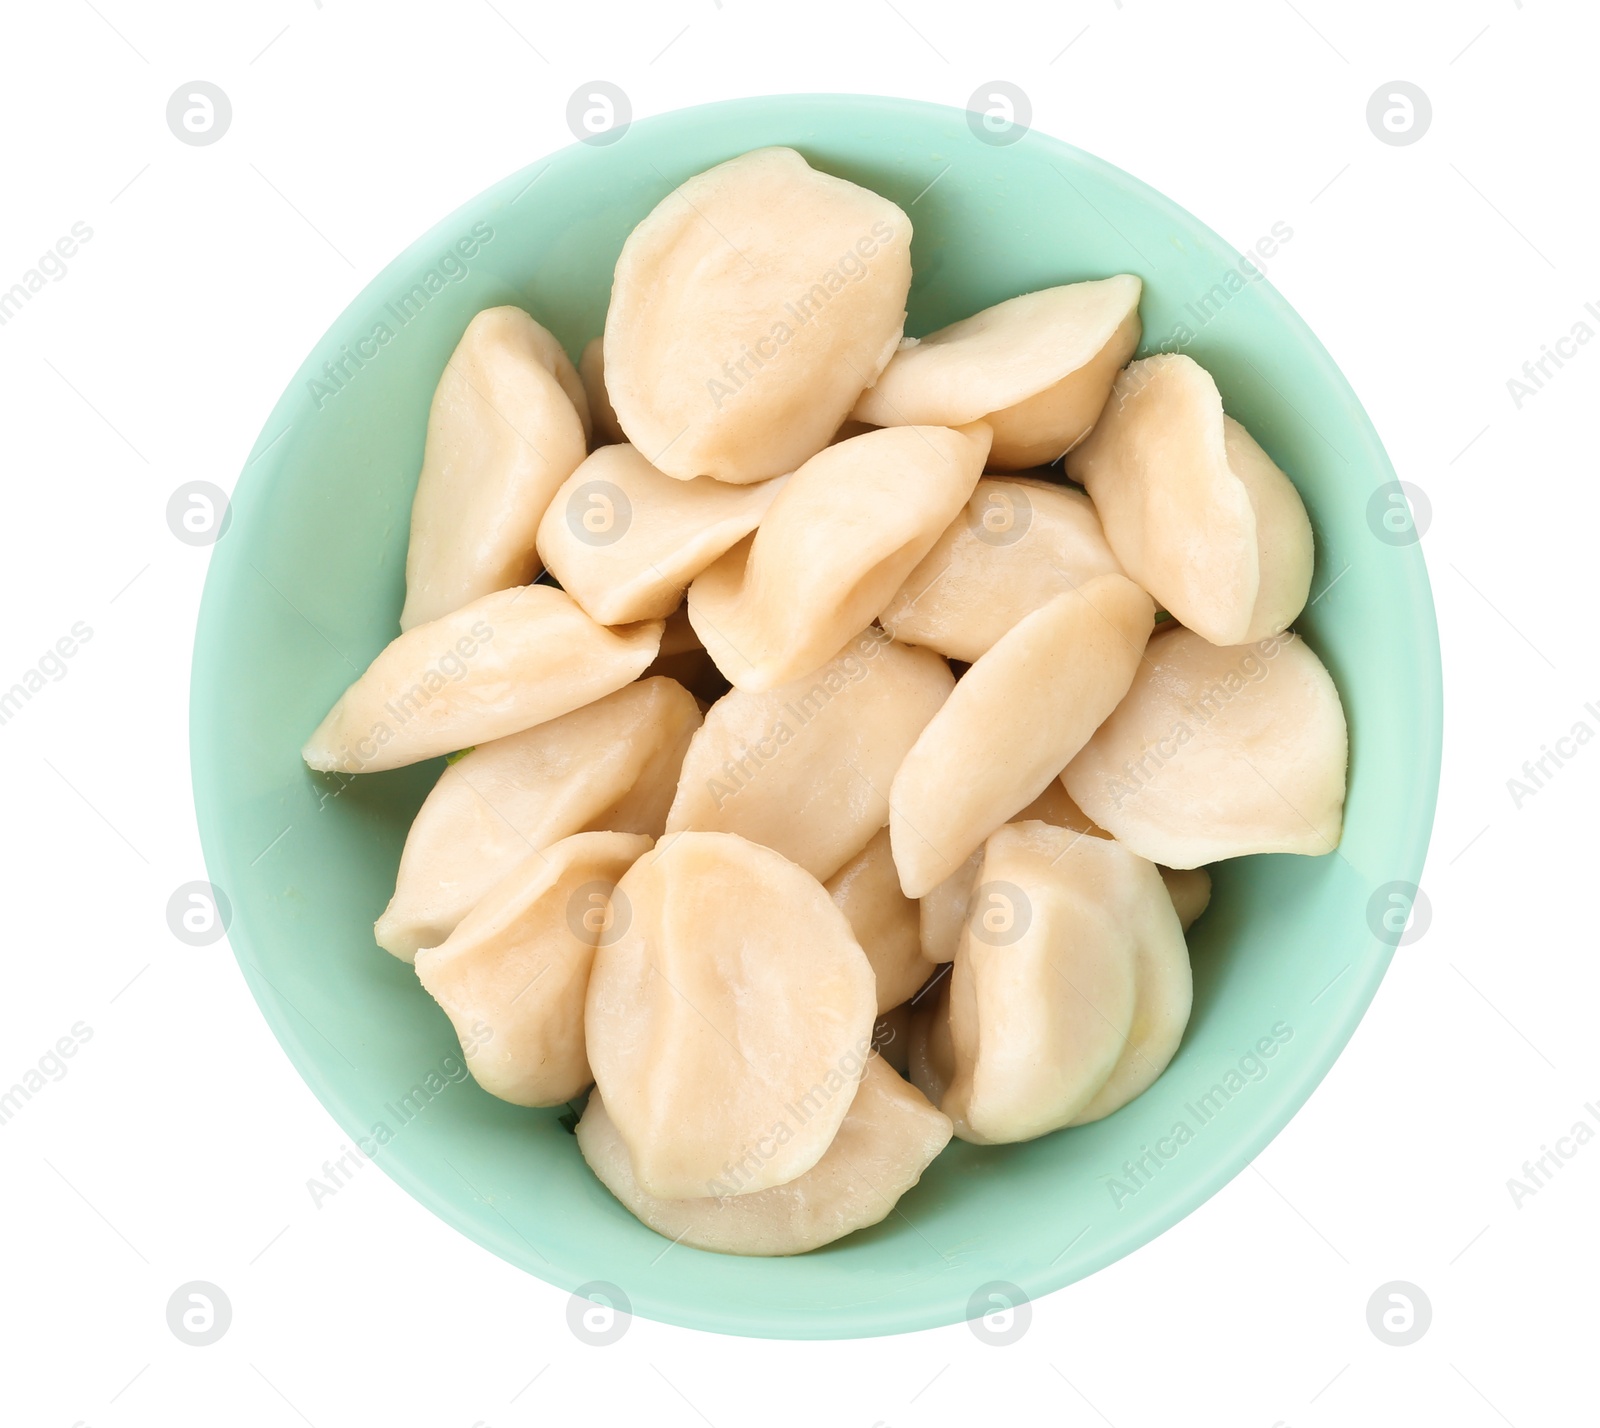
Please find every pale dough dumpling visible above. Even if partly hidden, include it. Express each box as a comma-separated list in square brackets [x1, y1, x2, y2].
[302, 586, 663, 774]
[400, 307, 590, 631]
[852, 276, 1142, 468]
[1015, 780, 1108, 836]
[536, 444, 784, 625]
[579, 337, 627, 448]
[414, 831, 651, 1106]
[891, 573, 1155, 897]
[1066, 851, 1193, 1129]
[1161, 866, 1212, 931]
[944, 822, 1189, 1143]
[825, 828, 929, 1013]
[1061, 625, 1348, 867]
[585, 832, 877, 1199]
[689, 423, 989, 690]
[879, 477, 1125, 662]
[1065, 354, 1313, 646]
[918, 851, 981, 967]
[666, 631, 953, 882]
[605, 147, 913, 484]
[374, 677, 700, 960]
[917, 783, 1107, 965]
[577, 1056, 950, 1255]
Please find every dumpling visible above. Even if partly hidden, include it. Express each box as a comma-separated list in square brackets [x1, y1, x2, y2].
[1065, 354, 1313, 646]
[400, 307, 590, 631]
[579, 337, 627, 448]
[374, 677, 700, 960]
[302, 586, 663, 775]
[576, 1055, 950, 1255]
[1065, 859, 1193, 1129]
[879, 476, 1125, 662]
[917, 782, 1108, 965]
[1014, 780, 1108, 836]
[665, 631, 953, 882]
[890, 574, 1155, 897]
[688, 423, 989, 690]
[1061, 625, 1348, 867]
[825, 828, 929, 1013]
[1160, 866, 1212, 931]
[584, 831, 877, 1198]
[536, 444, 784, 625]
[604, 147, 913, 484]
[852, 276, 1142, 468]
[944, 822, 1190, 1143]
[918, 850, 981, 967]
[414, 831, 651, 1106]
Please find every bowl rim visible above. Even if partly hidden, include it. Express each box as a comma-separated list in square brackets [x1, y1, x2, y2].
[191, 90, 1443, 1339]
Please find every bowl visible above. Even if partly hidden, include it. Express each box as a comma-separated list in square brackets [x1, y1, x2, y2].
[191, 93, 1442, 1339]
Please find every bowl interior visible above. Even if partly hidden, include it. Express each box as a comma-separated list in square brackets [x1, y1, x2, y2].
[191, 94, 1441, 1339]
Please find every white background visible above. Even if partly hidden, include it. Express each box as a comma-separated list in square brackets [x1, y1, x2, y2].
[1, 1, 1593, 1424]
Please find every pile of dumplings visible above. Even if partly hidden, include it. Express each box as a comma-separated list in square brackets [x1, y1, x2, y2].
[302, 147, 1349, 1257]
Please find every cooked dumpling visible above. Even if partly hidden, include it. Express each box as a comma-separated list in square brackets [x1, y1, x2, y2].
[414, 831, 651, 1106]
[400, 308, 590, 631]
[536, 444, 785, 625]
[577, 1055, 950, 1255]
[852, 276, 1142, 468]
[1066, 857, 1193, 1128]
[879, 477, 1125, 662]
[1160, 866, 1212, 930]
[302, 587, 663, 775]
[374, 677, 700, 960]
[1014, 780, 1108, 836]
[585, 832, 877, 1198]
[890, 574, 1155, 897]
[605, 147, 913, 484]
[665, 631, 953, 882]
[1062, 625, 1347, 867]
[1065, 354, 1313, 646]
[579, 337, 627, 448]
[825, 828, 929, 1013]
[918, 782, 1110, 966]
[918, 850, 981, 967]
[689, 423, 989, 690]
[944, 822, 1189, 1143]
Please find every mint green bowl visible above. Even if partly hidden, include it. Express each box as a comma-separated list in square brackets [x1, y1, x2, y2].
[191, 94, 1441, 1338]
